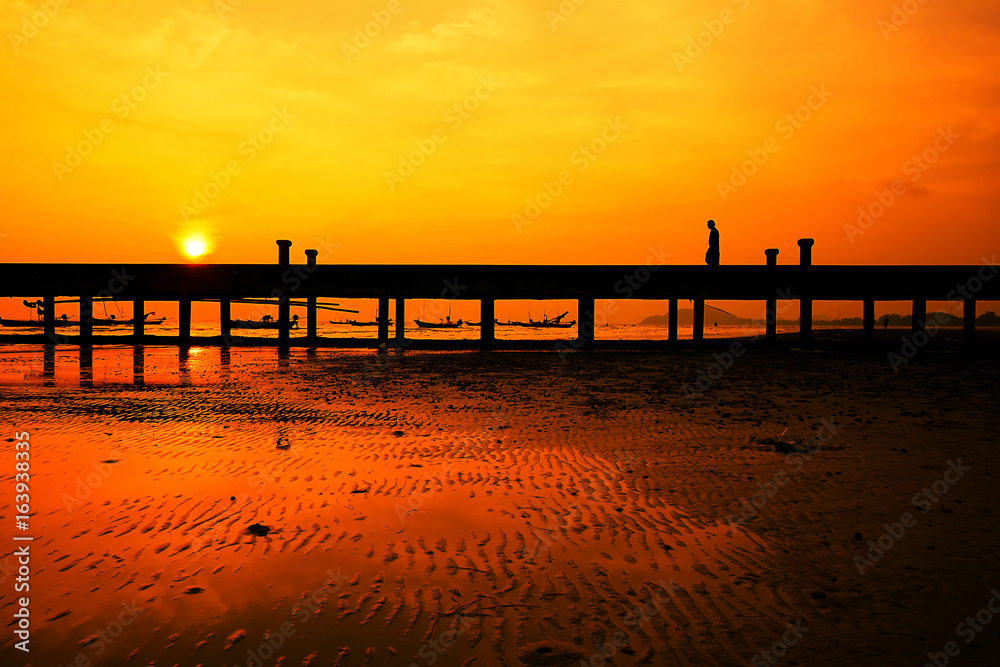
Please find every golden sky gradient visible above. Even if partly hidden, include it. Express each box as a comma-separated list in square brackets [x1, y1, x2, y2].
[1, 0, 998, 277]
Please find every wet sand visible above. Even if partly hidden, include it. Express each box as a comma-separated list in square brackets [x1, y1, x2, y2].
[1, 347, 998, 666]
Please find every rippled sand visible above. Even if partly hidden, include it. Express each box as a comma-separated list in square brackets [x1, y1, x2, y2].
[1, 347, 998, 666]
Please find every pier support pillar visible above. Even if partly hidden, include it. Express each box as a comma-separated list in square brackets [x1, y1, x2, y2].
[80, 296, 93, 344]
[799, 299, 812, 343]
[133, 299, 145, 339]
[395, 298, 406, 343]
[668, 299, 678, 341]
[964, 299, 976, 344]
[480, 299, 495, 346]
[692, 299, 705, 341]
[765, 249, 779, 342]
[378, 296, 390, 345]
[578, 298, 595, 347]
[179, 297, 191, 345]
[305, 249, 318, 340]
[863, 299, 875, 343]
[43, 294, 55, 341]
[220, 299, 231, 344]
[276, 240, 292, 344]
[912, 299, 926, 335]
[798, 239, 814, 343]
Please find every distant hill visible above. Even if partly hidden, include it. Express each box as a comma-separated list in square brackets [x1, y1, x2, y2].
[638, 310, 1000, 327]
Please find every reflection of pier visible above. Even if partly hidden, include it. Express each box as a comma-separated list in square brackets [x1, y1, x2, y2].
[2, 238, 997, 350]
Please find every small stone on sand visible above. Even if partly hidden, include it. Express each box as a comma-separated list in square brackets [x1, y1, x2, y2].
[517, 640, 585, 665]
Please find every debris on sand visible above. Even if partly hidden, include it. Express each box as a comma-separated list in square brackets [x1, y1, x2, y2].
[183, 586, 204, 594]
[276, 437, 291, 450]
[246, 523, 271, 536]
[755, 437, 802, 454]
[517, 640, 585, 665]
[223, 629, 246, 650]
[350, 487, 371, 494]
[100, 459, 122, 464]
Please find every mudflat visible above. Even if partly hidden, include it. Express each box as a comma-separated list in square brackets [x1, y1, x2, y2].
[1, 346, 997, 666]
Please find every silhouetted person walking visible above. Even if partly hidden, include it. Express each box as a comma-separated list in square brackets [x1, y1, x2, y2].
[882, 315, 889, 330]
[705, 220, 720, 266]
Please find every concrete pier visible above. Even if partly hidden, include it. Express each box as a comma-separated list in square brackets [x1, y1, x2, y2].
[2, 237, 995, 350]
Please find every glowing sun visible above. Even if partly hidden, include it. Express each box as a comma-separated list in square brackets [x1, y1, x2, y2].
[179, 232, 212, 260]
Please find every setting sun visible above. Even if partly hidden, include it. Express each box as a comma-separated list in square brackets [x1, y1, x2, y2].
[181, 234, 209, 259]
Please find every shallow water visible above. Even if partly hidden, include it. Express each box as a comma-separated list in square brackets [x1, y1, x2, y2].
[0, 321, 799, 343]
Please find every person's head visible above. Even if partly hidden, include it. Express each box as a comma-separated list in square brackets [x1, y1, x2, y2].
[707, 219, 715, 229]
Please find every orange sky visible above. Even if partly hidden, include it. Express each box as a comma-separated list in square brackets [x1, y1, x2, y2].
[1, 1, 998, 321]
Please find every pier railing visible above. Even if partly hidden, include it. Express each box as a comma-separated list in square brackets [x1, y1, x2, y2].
[1, 239, 996, 348]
